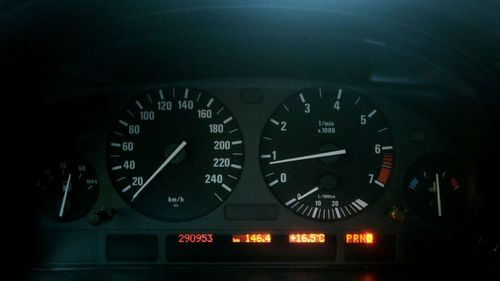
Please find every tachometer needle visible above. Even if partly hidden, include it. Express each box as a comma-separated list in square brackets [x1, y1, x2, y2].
[59, 174, 72, 218]
[435, 173, 442, 217]
[131, 141, 187, 201]
[269, 149, 347, 165]
[297, 186, 320, 200]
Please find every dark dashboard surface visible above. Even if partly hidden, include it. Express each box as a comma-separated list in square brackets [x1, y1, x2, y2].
[2, 1, 500, 280]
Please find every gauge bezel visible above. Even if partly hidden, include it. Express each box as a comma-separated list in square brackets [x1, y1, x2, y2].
[105, 86, 245, 222]
[259, 86, 396, 222]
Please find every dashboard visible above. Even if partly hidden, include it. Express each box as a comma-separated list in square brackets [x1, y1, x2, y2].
[3, 1, 500, 280]
[35, 79, 484, 263]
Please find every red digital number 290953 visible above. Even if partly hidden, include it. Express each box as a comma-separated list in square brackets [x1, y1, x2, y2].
[178, 233, 214, 243]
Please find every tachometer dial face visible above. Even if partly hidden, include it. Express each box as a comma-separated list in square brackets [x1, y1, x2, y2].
[36, 158, 99, 222]
[107, 87, 244, 222]
[260, 87, 394, 221]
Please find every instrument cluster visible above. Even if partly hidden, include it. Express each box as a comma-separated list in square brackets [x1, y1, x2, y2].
[32, 79, 484, 267]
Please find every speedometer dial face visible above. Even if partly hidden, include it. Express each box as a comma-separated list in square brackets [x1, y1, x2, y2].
[260, 87, 394, 221]
[107, 87, 244, 222]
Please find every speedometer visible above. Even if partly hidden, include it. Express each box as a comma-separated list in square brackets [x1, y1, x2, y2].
[107, 87, 244, 222]
[260, 87, 394, 221]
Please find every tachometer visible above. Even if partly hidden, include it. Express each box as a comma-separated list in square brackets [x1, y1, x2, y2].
[107, 87, 244, 221]
[260, 87, 394, 221]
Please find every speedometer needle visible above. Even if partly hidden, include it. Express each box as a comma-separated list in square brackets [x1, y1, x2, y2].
[131, 141, 187, 202]
[269, 149, 347, 165]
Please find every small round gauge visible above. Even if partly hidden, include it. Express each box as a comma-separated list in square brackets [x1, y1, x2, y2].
[36, 158, 99, 222]
[260, 87, 395, 221]
[107, 87, 244, 222]
[404, 155, 466, 221]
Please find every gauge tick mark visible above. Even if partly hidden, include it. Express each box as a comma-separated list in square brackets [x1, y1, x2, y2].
[135, 101, 144, 110]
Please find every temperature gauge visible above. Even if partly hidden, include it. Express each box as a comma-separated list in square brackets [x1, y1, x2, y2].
[36, 158, 99, 222]
[404, 155, 466, 221]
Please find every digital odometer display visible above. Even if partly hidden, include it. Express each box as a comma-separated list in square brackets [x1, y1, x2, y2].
[108, 232, 396, 263]
[260, 87, 395, 221]
[165, 233, 337, 262]
[107, 87, 244, 221]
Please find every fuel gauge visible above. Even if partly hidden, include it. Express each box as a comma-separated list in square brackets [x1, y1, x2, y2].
[36, 158, 99, 222]
[404, 155, 466, 221]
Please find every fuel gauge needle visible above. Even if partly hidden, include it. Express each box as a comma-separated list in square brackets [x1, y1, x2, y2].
[59, 174, 72, 218]
[131, 141, 187, 202]
[435, 173, 442, 217]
